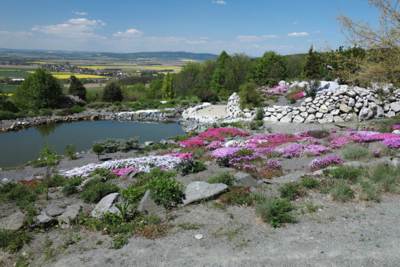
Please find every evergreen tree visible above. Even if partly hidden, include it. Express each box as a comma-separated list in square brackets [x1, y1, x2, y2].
[102, 81, 123, 102]
[252, 51, 287, 86]
[210, 51, 232, 99]
[162, 73, 174, 99]
[14, 69, 63, 109]
[68, 75, 87, 100]
[303, 46, 324, 80]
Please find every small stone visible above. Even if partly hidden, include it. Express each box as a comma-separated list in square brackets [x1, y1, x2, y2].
[37, 211, 54, 225]
[195, 234, 203, 240]
[339, 104, 351, 113]
[390, 102, 400, 113]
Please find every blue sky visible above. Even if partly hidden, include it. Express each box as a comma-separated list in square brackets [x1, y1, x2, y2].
[0, 0, 379, 55]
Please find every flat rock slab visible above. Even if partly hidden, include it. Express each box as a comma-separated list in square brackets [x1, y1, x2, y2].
[45, 204, 66, 217]
[0, 210, 25, 231]
[234, 172, 258, 187]
[58, 203, 82, 228]
[91, 193, 120, 219]
[183, 181, 228, 205]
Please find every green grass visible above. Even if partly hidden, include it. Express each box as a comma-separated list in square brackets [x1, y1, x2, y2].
[369, 163, 400, 193]
[255, 197, 295, 228]
[330, 181, 355, 202]
[0, 230, 31, 253]
[218, 187, 254, 206]
[279, 182, 306, 200]
[0, 68, 30, 79]
[80, 178, 119, 203]
[0, 83, 18, 93]
[208, 172, 235, 186]
[326, 166, 364, 182]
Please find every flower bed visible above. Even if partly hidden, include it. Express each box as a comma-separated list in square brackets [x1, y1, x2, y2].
[309, 155, 344, 171]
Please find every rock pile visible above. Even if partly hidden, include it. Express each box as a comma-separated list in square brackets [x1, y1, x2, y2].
[263, 86, 400, 123]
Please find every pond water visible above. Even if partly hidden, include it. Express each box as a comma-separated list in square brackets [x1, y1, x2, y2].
[0, 120, 185, 167]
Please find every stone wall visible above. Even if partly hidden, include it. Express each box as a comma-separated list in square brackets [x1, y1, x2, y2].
[263, 86, 400, 123]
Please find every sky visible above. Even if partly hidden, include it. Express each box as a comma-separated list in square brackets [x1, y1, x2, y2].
[0, 0, 379, 56]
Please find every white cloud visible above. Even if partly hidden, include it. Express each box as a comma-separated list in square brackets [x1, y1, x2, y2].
[237, 34, 278, 42]
[212, 0, 227, 5]
[113, 28, 143, 38]
[73, 11, 88, 16]
[288, 32, 309, 37]
[32, 18, 105, 38]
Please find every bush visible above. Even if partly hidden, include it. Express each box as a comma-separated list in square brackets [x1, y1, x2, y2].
[44, 174, 67, 188]
[330, 181, 354, 202]
[31, 146, 60, 168]
[0, 230, 31, 253]
[102, 81, 123, 102]
[252, 51, 287, 86]
[177, 160, 206, 176]
[69, 76, 86, 100]
[80, 178, 119, 203]
[255, 198, 295, 228]
[327, 166, 363, 182]
[0, 182, 38, 207]
[208, 172, 234, 186]
[255, 107, 264, 121]
[121, 185, 147, 205]
[147, 172, 184, 209]
[65, 144, 77, 160]
[62, 177, 83, 196]
[91, 168, 118, 181]
[92, 143, 106, 160]
[239, 82, 263, 109]
[0, 110, 18, 120]
[279, 182, 305, 200]
[359, 180, 381, 202]
[342, 144, 370, 160]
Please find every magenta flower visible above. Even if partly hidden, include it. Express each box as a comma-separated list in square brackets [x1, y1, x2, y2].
[112, 167, 137, 177]
[393, 124, 400, 131]
[382, 138, 400, 149]
[179, 136, 204, 148]
[211, 147, 242, 159]
[266, 159, 282, 170]
[309, 155, 344, 170]
[330, 136, 352, 148]
[304, 144, 330, 156]
[168, 152, 193, 160]
[274, 143, 304, 158]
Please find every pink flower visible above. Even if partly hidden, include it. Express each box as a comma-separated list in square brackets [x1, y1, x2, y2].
[309, 155, 344, 170]
[392, 124, 400, 131]
[206, 141, 223, 150]
[274, 143, 304, 158]
[211, 147, 242, 159]
[168, 152, 193, 160]
[179, 137, 204, 148]
[382, 138, 400, 149]
[304, 144, 330, 156]
[267, 85, 289, 95]
[266, 159, 282, 170]
[112, 167, 136, 177]
[330, 136, 352, 148]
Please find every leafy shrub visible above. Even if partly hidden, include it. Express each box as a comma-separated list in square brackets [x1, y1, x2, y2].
[0, 230, 31, 253]
[208, 172, 234, 186]
[80, 179, 119, 203]
[330, 181, 354, 202]
[62, 176, 83, 196]
[300, 176, 320, 189]
[327, 166, 363, 182]
[31, 146, 60, 168]
[255, 198, 295, 228]
[91, 168, 118, 181]
[121, 185, 147, 205]
[147, 173, 184, 209]
[44, 174, 67, 188]
[279, 182, 306, 200]
[177, 160, 206, 176]
[239, 82, 263, 109]
[342, 144, 370, 160]
[92, 143, 106, 160]
[102, 81, 123, 102]
[255, 107, 264, 121]
[218, 187, 254, 206]
[359, 180, 381, 202]
[0, 110, 18, 120]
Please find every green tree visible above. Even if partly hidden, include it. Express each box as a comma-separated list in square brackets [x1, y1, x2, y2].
[252, 51, 287, 86]
[147, 78, 163, 99]
[211, 51, 232, 99]
[14, 69, 63, 109]
[162, 73, 174, 99]
[239, 82, 263, 109]
[102, 81, 123, 102]
[303, 46, 325, 80]
[68, 76, 86, 100]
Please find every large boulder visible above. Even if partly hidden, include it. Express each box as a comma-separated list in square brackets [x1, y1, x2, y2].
[0, 210, 25, 230]
[91, 193, 120, 219]
[183, 181, 228, 205]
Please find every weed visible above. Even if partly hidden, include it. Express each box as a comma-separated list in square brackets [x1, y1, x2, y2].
[255, 198, 295, 228]
[147, 174, 184, 209]
[0, 230, 31, 253]
[369, 164, 400, 193]
[80, 178, 119, 203]
[44, 174, 67, 188]
[218, 187, 254, 206]
[300, 176, 320, 189]
[178, 160, 206, 176]
[91, 168, 118, 181]
[64, 144, 77, 160]
[359, 180, 381, 202]
[330, 181, 354, 202]
[326, 166, 364, 182]
[62, 176, 83, 196]
[279, 182, 306, 200]
[111, 234, 129, 249]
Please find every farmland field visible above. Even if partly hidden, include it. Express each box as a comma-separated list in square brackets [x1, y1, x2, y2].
[80, 64, 182, 73]
[51, 72, 107, 80]
[0, 84, 18, 92]
[0, 68, 30, 78]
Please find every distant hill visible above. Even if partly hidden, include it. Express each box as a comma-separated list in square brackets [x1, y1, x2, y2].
[0, 48, 217, 62]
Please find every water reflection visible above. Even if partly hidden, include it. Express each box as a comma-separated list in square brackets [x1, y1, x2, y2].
[36, 123, 60, 137]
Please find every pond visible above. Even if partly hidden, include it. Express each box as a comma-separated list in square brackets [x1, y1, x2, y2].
[0, 120, 185, 167]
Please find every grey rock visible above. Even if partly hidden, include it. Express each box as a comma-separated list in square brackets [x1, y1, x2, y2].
[234, 172, 258, 187]
[91, 193, 120, 219]
[45, 204, 66, 217]
[0, 210, 25, 230]
[293, 115, 305, 123]
[183, 181, 228, 205]
[339, 104, 351, 113]
[58, 203, 82, 228]
[280, 114, 293, 123]
[137, 190, 167, 221]
[390, 102, 400, 112]
[37, 210, 54, 225]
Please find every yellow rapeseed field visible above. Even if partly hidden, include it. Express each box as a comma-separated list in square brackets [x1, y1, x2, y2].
[51, 72, 106, 80]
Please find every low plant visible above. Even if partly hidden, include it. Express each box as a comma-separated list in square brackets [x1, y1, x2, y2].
[300, 176, 320, 189]
[177, 160, 206, 176]
[307, 129, 330, 139]
[255, 197, 295, 228]
[369, 163, 400, 193]
[147, 173, 184, 209]
[44, 174, 67, 188]
[62, 176, 83, 196]
[0, 230, 31, 253]
[342, 144, 370, 160]
[64, 144, 77, 160]
[92, 143, 106, 160]
[326, 166, 364, 182]
[208, 172, 235, 186]
[0, 182, 40, 208]
[218, 187, 254, 206]
[91, 168, 118, 181]
[80, 178, 119, 203]
[279, 182, 306, 200]
[359, 180, 381, 202]
[31, 146, 60, 169]
[330, 181, 354, 202]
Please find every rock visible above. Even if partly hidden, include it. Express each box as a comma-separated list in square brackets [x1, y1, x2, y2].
[137, 190, 167, 220]
[305, 114, 316, 123]
[144, 141, 154, 147]
[58, 204, 82, 228]
[91, 193, 120, 219]
[234, 172, 258, 187]
[334, 116, 344, 123]
[359, 107, 374, 121]
[293, 115, 305, 123]
[280, 114, 293, 123]
[390, 102, 400, 113]
[0, 210, 25, 230]
[183, 181, 228, 205]
[316, 112, 324, 119]
[37, 210, 54, 225]
[45, 204, 66, 217]
[348, 98, 355, 107]
[319, 105, 329, 113]
[339, 104, 351, 113]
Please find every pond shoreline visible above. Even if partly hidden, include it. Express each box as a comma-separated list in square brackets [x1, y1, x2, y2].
[0, 108, 183, 133]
